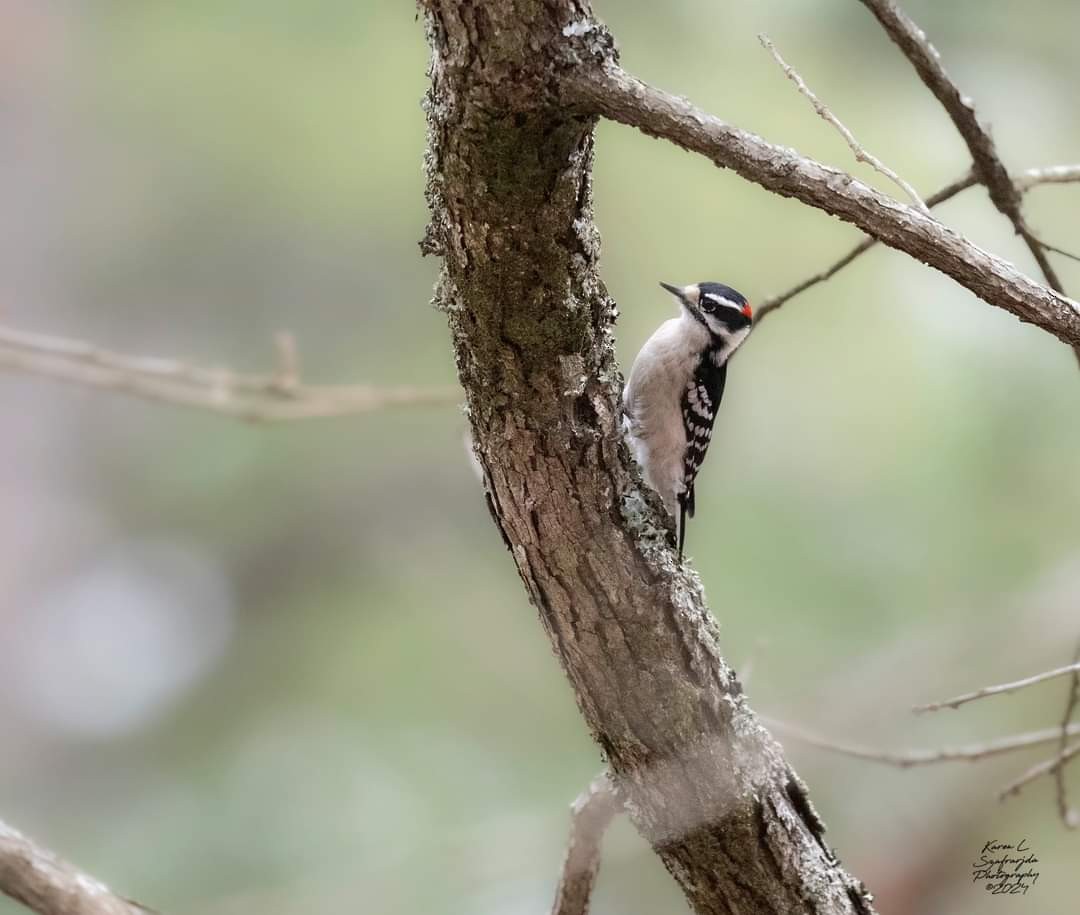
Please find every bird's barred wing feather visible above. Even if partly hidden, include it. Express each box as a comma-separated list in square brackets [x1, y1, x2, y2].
[679, 365, 727, 518]
[680, 383, 713, 518]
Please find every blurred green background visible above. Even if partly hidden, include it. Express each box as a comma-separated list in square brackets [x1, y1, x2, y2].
[1, 1, 1078, 913]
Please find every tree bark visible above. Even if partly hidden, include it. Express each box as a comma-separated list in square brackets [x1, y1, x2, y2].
[419, 2, 873, 913]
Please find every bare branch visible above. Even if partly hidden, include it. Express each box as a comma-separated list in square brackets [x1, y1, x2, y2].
[550, 774, 624, 915]
[913, 661, 1080, 713]
[758, 33, 929, 214]
[1055, 639, 1080, 827]
[1015, 164, 1080, 191]
[0, 326, 459, 421]
[564, 64, 1080, 350]
[0, 818, 149, 915]
[764, 717, 1080, 768]
[756, 163, 1080, 324]
[999, 742, 1080, 803]
[857, 0, 1069, 307]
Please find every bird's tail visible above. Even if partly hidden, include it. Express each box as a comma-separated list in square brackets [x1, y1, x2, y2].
[676, 488, 695, 561]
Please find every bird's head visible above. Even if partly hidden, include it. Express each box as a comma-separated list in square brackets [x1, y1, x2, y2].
[660, 281, 753, 342]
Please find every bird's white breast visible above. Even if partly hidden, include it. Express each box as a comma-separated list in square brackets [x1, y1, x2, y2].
[623, 312, 709, 512]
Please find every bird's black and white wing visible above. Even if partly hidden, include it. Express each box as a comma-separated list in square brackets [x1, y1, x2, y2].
[675, 364, 726, 555]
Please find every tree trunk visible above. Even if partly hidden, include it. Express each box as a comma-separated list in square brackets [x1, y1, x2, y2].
[419, 2, 873, 912]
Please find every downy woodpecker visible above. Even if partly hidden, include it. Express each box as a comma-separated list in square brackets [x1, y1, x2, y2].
[623, 281, 753, 560]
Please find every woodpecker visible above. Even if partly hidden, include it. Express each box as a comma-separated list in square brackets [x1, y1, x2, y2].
[623, 281, 753, 560]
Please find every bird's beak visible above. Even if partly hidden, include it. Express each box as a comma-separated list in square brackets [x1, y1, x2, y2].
[659, 282, 700, 307]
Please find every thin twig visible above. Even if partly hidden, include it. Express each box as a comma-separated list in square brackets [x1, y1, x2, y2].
[913, 661, 1080, 714]
[753, 235, 877, 326]
[1037, 238, 1080, 266]
[1055, 639, 1080, 827]
[0, 818, 151, 915]
[763, 716, 1080, 768]
[0, 326, 459, 421]
[758, 33, 930, 214]
[550, 773, 624, 915]
[999, 742, 1080, 802]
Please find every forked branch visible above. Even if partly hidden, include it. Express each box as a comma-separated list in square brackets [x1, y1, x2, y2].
[755, 164, 1080, 324]
[564, 64, 1080, 350]
[999, 743, 1080, 803]
[856, 0, 1077, 361]
[907, 651, 1080, 824]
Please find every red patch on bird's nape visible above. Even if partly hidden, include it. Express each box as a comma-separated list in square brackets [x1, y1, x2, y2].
[742, 302, 753, 319]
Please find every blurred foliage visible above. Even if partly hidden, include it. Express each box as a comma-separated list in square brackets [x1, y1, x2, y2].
[0, 1, 1078, 914]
